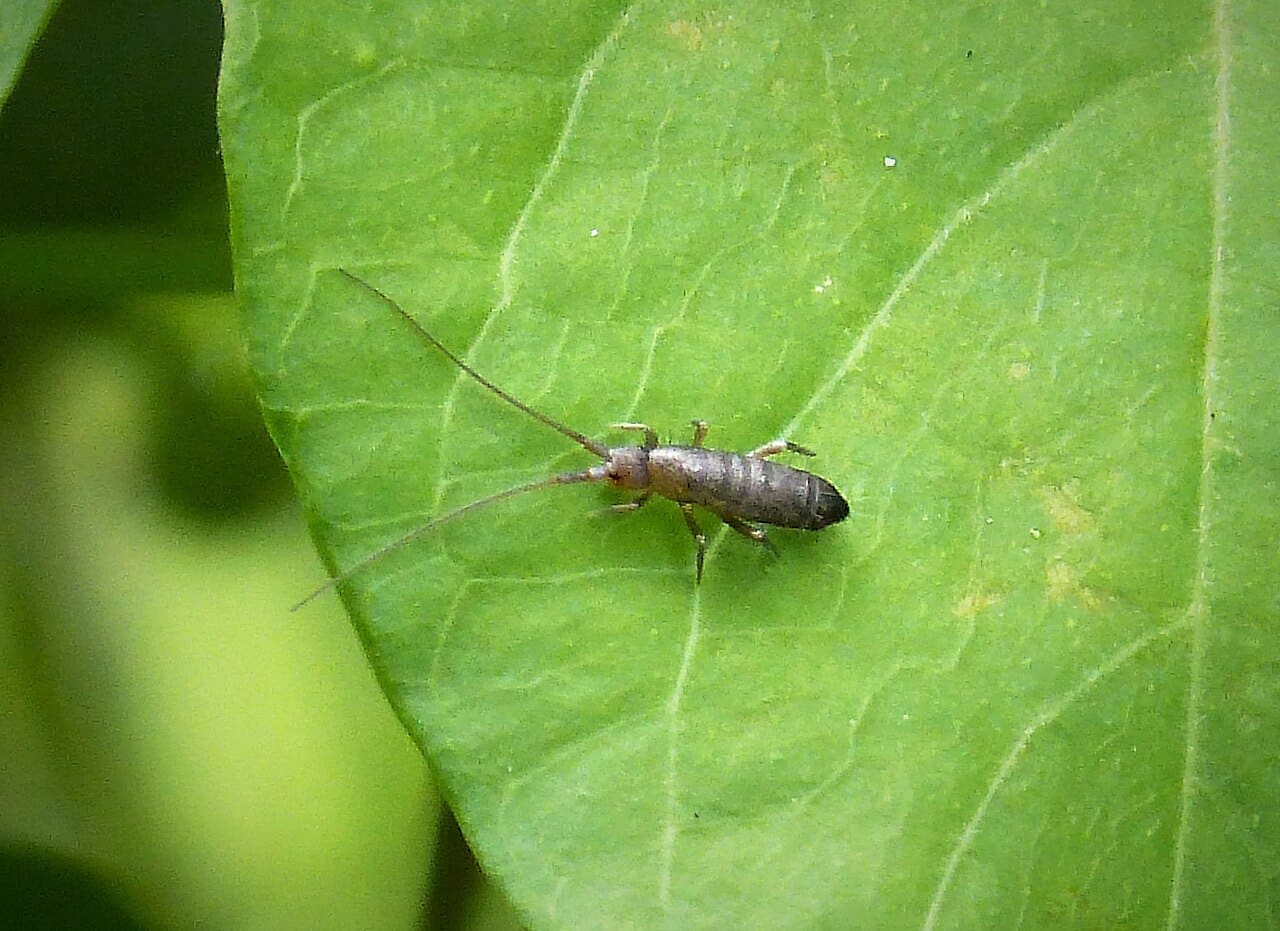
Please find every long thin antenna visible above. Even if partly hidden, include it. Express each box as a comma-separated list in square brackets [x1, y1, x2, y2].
[292, 467, 604, 611]
[338, 269, 610, 458]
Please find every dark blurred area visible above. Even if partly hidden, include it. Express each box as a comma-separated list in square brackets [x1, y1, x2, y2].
[0, 0, 223, 227]
[0, 846, 148, 931]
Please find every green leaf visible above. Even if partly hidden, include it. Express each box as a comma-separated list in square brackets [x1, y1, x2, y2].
[0, 0, 58, 108]
[219, 1, 1280, 928]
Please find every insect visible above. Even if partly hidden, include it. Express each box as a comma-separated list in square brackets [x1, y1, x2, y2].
[296, 269, 848, 608]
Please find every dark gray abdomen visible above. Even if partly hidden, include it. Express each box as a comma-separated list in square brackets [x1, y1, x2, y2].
[647, 446, 849, 530]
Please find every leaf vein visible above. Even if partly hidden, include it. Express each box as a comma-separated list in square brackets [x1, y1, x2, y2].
[921, 619, 1188, 931]
[1168, 2, 1232, 926]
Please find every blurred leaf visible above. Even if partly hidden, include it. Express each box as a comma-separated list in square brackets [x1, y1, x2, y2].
[219, 1, 1280, 929]
[0, 318, 433, 930]
[0, 0, 57, 109]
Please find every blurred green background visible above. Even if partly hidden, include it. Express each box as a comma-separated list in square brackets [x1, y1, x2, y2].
[0, 1, 518, 927]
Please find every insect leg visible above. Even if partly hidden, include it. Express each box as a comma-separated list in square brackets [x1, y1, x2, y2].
[611, 422, 659, 449]
[689, 419, 709, 446]
[747, 439, 816, 459]
[721, 515, 779, 556]
[679, 503, 707, 582]
[608, 491, 651, 513]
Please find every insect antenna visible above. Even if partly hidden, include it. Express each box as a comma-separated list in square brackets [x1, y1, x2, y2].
[292, 466, 604, 611]
[338, 269, 610, 458]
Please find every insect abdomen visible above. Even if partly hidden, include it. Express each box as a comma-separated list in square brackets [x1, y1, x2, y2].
[646, 446, 849, 530]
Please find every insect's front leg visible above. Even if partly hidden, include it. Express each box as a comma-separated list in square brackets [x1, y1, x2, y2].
[721, 515, 779, 556]
[611, 422, 659, 449]
[747, 438, 816, 459]
[679, 503, 707, 583]
[690, 419, 709, 447]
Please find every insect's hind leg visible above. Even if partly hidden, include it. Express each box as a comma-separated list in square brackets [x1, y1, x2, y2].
[690, 419, 709, 447]
[679, 504, 707, 583]
[721, 515, 779, 557]
[747, 438, 816, 459]
[607, 492, 651, 513]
